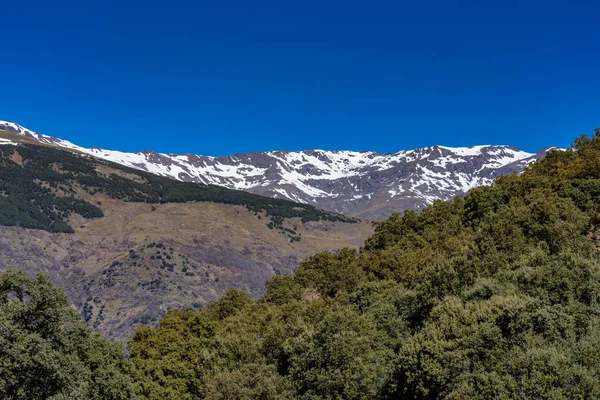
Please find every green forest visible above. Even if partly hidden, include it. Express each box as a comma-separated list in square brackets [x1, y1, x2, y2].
[5, 129, 600, 399]
[0, 143, 354, 233]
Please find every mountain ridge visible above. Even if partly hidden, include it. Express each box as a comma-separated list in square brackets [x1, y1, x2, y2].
[0, 120, 554, 219]
[0, 138, 371, 338]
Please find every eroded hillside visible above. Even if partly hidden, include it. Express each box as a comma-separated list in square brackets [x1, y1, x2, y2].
[0, 141, 371, 338]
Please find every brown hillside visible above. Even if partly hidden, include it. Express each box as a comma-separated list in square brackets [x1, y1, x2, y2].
[0, 197, 372, 339]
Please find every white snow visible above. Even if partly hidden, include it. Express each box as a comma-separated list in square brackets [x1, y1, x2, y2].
[0, 120, 542, 208]
[0, 138, 18, 145]
[438, 145, 490, 156]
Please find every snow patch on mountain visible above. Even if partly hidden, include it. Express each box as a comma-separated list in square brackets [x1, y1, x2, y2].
[0, 121, 552, 219]
[0, 138, 18, 145]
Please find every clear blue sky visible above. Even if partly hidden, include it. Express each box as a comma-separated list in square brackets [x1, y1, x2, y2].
[1, 0, 599, 155]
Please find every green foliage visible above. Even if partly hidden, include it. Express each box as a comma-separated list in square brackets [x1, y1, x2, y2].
[9, 128, 600, 399]
[0, 144, 355, 233]
[0, 146, 103, 232]
[128, 310, 217, 399]
[125, 128, 600, 399]
[284, 304, 396, 399]
[206, 288, 253, 320]
[294, 247, 363, 297]
[397, 294, 600, 399]
[262, 275, 304, 305]
[0, 270, 136, 399]
[204, 363, 295, 400]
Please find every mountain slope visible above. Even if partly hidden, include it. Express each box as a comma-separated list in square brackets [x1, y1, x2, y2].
[0, 139, 369, 338]
[0, 121, 552, 219]
[124, 134, 600, 399]
[0, 135, 354, 233]
[0, 202, 371, 340]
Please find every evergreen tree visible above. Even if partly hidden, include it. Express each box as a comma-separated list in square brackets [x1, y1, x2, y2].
[0, 270, 136, 400]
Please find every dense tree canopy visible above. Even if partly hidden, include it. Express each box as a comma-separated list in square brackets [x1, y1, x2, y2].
[5, 128, 600, 399]
[127, 128, 600, 399]
[0, 270, 136, 399]
[0, 143, 354, 233]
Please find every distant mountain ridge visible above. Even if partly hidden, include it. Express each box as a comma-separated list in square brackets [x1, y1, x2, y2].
[0, 120, 553, 219]
[0, 135, 372, 338]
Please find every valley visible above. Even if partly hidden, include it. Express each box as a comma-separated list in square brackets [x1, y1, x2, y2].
[0, 123, 553, 338]
[0, 137, 371, 338]
[0, 200, 371, 339]
[2, 3, 595, 397]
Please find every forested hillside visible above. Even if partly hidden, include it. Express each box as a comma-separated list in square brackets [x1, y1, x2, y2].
[0, 270, 136, 399]
[0, 143, 354, 233]
[0, 142, 370, 340]
[126, 129, 600, 399]
[0, 122, 547, 220]
[4, 128, 600, 399]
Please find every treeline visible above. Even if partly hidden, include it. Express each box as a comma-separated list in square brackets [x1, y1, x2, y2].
[0, 146, 103, 232]
[0, 144, 354, 233]
[6, 128, 600, 399]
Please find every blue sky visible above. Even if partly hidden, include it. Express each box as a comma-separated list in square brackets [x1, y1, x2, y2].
[1, 0, 599, 155]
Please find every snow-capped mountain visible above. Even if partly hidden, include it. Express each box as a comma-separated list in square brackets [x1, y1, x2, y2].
[0, 121, 552, 219]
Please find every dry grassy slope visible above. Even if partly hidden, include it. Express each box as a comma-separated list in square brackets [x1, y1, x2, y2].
[0, 130, 85, 153]
[0, 130, 42, 144]
[0, 195, 372, 339]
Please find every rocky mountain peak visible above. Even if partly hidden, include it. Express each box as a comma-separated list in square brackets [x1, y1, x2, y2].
[0, 121, 553, 219]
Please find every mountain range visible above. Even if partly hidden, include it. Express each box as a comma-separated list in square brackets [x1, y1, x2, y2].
[0, 120, 557, 338]
[0, 121, 553, 219]
[0, 132, 372, 338]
